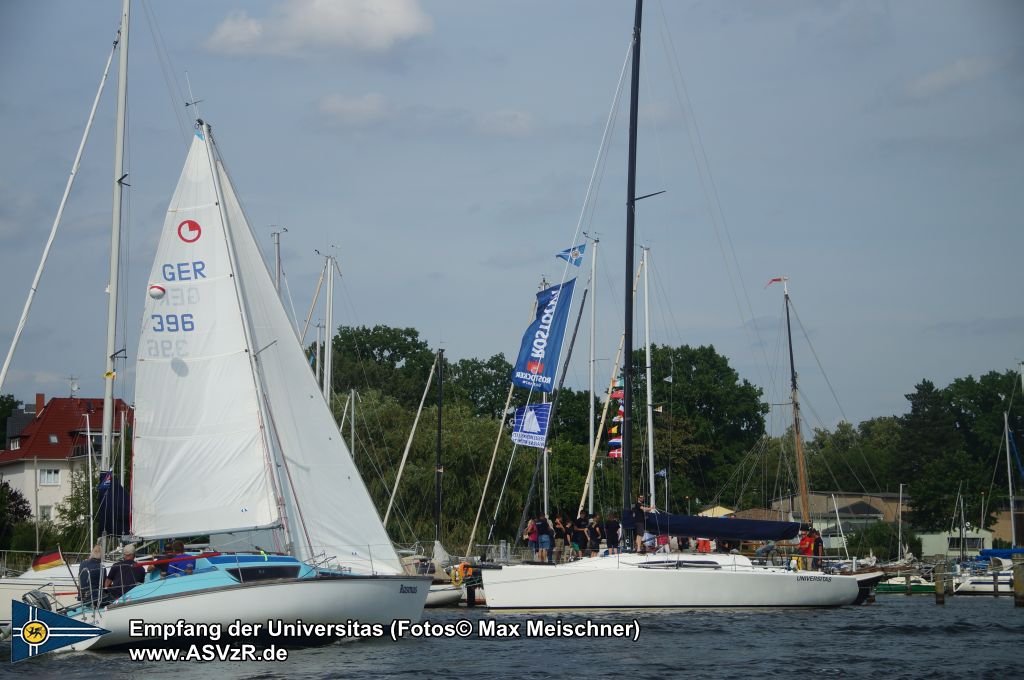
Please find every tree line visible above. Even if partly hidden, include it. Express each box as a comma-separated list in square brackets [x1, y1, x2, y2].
[1, 324, 1019, 560]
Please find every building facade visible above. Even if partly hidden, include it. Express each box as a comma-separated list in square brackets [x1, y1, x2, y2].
[0, 393, 132, 520]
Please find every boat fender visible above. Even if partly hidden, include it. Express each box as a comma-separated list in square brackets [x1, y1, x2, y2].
[451, 562, 473, 587]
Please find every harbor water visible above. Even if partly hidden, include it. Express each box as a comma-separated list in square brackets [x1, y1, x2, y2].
[2, 596, 1020, 679]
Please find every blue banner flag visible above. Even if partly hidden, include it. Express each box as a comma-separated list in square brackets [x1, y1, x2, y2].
[511, 278, 576, 392]
[11, 600, 109, 661]
[511, 403, 552, 449]
[556, 243, 586, 267]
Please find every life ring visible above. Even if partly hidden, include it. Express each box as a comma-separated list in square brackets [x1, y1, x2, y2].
[450, 562, 473, 586]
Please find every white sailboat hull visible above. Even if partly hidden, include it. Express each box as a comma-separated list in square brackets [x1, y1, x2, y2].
[0, 566, 82, 627]
[954, 571, 1014, 595]
[68, 574, 430, 650]
[482, 553, 860, 608]
[426, 583, 464, 607]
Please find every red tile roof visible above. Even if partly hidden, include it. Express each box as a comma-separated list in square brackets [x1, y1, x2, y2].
[0, 397, 133, 465]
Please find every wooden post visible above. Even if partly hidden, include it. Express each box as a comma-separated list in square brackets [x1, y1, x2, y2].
[1014, 561, 1023, 607]
[993, 572, 1000, 598]
[934, 564, 945, 605]
[905, 571, 913, 596]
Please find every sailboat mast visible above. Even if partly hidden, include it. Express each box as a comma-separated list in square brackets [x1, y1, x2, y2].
[783, 281, 811, 527]
[202, 123, 295, 554]
[1006, 411, 1017, 548]
[435, 348, 443, 543]
[622, 0, 643, 518]
[588, 238, 598, 514]
[101, 0, 130, 474]
[323, 255, 334, 404]
[642, 247, 656, 508]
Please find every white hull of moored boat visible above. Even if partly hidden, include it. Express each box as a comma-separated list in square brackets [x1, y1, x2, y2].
[0, 566, 82, 627]
[426, 583, 464, 607]
[67, 574, 430, 650]
[482, 553, 860, 609]
[954, 572, 1014, 595]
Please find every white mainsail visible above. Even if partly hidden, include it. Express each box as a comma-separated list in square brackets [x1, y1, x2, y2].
[217, 158, 401, 574]
[132, 131, 279, 537]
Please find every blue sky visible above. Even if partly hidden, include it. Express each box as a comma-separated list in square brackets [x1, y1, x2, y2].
[0, 0, 1021, 433]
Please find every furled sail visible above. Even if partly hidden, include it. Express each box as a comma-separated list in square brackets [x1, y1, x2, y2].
[131, 130, 279, 538]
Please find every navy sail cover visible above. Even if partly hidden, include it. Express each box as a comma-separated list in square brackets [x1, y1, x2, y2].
[643, 511, 800, 541]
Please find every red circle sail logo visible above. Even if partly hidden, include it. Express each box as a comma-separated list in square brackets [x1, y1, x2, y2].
[177, 220, 202, 243]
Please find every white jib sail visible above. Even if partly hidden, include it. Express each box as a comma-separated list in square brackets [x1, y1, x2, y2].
[215, 146, 402, 574]
[131, 131, 280, 538]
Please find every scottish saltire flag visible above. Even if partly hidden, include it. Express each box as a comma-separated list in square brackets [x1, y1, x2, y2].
[11, 600, 109, 662]
[556, 243, 586, 267]
[511, 279, 576, 393]
[511, 403, 552, 449]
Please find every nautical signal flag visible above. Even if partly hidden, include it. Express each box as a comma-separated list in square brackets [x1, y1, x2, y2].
[607, 424, 619, 435]
[11, 600, 109, 662]
[610, 389, 624, 400]
[556, 243, 586, 267]
[31, 549, 64, 571]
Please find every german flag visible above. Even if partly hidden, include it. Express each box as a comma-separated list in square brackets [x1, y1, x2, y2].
[31, 548, 64, 571]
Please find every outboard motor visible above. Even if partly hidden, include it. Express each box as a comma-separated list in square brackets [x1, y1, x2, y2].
[22, 589, 56, 611]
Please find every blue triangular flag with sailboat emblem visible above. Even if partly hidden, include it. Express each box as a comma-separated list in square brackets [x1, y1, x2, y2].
[11, 600, 109, 662]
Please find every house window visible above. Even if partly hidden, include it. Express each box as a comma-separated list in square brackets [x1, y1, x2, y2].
[38, 469, 60, 486]
[947, 537, 984, 550]
[48, 434, 59, 444]
[39, 505, 52, 521]
[8, 439, 19, 450]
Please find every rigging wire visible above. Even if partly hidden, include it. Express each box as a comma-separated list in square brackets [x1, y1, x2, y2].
[652, 0, 773, 391]
[141, 0, 190, 145]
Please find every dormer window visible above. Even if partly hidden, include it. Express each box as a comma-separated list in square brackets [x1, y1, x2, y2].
[9, 439, 19, 450]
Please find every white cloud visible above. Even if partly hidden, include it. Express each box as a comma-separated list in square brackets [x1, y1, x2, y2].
[904, 57, 996, 101]
[473, 110, 535, 139]
[318, 92, 395, 126]
[205, 0, 432, 57]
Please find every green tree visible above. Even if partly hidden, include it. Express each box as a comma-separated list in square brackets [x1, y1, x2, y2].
[640, 344, 767, 502]
[0, 479, 32, 548]
[0, 393, 21, 437]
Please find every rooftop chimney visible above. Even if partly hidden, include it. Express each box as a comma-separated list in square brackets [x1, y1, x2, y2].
[35, 393, 45, 414]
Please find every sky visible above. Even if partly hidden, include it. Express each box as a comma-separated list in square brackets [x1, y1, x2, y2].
[0, 0, 1021, 434]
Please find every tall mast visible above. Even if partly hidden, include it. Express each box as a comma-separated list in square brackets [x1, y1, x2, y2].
[323, 255, 334, 404]
[643, 247, 655, 508]
[588, 238, 598, 514]
[1006, 410, 1017, 548]
[101, 0, 130, 475]
[435, 348, 444, 543]
[782, 279, 811, 527]
[203, 122, 294, 554]
[622, 0, 643, 519]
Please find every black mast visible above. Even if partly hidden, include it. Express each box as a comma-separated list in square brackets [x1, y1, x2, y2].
[435, 348, 443, 543]
[623, 0, 643, 532]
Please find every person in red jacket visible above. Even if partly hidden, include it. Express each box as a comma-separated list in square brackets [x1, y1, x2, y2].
[797, 529, 815, 569]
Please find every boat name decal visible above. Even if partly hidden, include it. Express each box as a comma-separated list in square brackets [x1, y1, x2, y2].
[796, 575, 832, 582]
